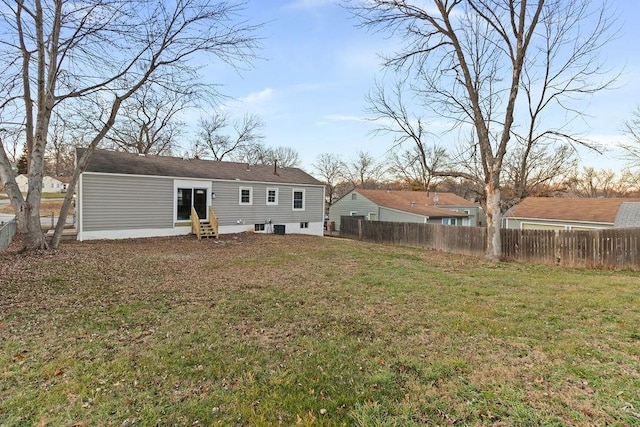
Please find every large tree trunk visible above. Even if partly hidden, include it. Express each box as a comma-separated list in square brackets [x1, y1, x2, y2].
[25, 160, 48, 250]
[484, 181, 501, 261]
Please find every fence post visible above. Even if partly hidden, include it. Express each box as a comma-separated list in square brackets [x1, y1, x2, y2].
[358, 219, 363, 240]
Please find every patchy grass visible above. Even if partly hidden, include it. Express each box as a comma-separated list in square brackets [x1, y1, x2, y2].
[1, 234, 640, 426]
[0, 199, 67, 215]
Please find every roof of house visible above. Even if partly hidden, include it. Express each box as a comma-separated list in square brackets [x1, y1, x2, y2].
[79, 149, 323, 186]
[355, 189, 476, 218]
[506, 197, 640, 224]
[614, 202, 640, 228]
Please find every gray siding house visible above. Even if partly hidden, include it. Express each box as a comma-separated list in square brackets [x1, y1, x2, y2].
[504, 197, 640, 230]
[77, 149, 325, 241]
[329, 189, 482, 230]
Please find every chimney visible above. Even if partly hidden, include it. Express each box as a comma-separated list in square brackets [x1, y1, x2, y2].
[246, 163, 250, 171]
[273, 160, 278, 175]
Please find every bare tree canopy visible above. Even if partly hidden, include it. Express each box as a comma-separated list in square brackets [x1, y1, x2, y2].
[621, 106, 640, 166]
[0, 0, 261, 250]
[193, 112, 265, 161]
[104, 83, 194, 156]
[350, 0, 617, 259]
[346, 150, 385, 189]
[312, 153, 346, 205]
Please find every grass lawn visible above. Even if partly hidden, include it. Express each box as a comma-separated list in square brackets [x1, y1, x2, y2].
[1, 234, 640, 426]
[0, 199, 67, 215]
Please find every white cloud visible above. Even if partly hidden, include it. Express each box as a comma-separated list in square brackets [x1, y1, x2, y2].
[239, 88, 275, 106]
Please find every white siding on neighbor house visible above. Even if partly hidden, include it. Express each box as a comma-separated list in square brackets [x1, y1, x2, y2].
[43, 176, 64, 192]
[15, 174, 28, 193]
[329, 191, 379, 230]
[211, 180, 324, 228]
[80, 173, 174, 233]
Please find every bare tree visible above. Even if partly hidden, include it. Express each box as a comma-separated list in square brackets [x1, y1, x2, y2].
[622, 107, 640, 167]
[195, 112, 264, 161]
[568, 167, 629, 198]
[44, 116, 76, 176]
[350, 0, 616, 259]
[104, 83, 193, 155]
[312, 153, 346, 205]
[0, 0, 260, 250]
[229, 142, 301, 168]
[502, 143, 578, 209]
[345, 150, 384, 189]
[260, 146, 301, 168]
[368, 80, 447, 192]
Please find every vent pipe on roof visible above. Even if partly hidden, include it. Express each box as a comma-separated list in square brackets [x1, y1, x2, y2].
[246, 163, 250, 171]
[273, 160, 278, 175]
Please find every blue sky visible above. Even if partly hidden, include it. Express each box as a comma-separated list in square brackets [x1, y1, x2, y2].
[194, 0, 640, 173]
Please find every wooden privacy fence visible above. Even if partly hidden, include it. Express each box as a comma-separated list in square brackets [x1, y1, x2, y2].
[501, 228, 640, 270]
[340, 216, 640, 270]
[340, 216, 486, 257]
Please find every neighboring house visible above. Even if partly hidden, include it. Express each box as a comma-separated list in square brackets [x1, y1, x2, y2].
[76, 149, 325, 241]
[15, 174, 65, 193]
[329, 189, 482, 230]
[503, 197, 640, 230]
[15, 174, 28, 193]
[57, 176, 71, 192]
[43, 175, 65, 192]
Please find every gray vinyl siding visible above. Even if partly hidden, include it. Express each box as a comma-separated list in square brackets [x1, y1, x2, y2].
[211, 180, 324, 226]
[329, 191, 380, 229]
[82, 174, 173, 231]
[379, 207, 429, 224]
[503, 217, 612, 231]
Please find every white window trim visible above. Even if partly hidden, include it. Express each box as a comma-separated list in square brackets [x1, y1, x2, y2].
[266, 187, 279, 206]
[239, 186, 253, 205]
[292, 188, 305, 211]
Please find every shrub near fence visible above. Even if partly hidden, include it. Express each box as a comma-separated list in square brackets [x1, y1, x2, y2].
[0, 219, 17, 250]
[341, 216, 640, 271]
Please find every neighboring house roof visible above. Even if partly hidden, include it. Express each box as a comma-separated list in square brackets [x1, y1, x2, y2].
[56, 176, 71, 184]
[355, 189, 476, 218]
[614, 202, 640, 228]
[79, 149, 322, 186]
[506, 197, 640, 224]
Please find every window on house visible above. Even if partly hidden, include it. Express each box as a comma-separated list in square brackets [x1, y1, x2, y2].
[350, 211, 358, 216]
[442, 218, 458, 225]
[255, 223, 265, 231]
[239, 187, 253, 205]
[177, 188, 207, 221]
[351, 193, 357, 200]
[300, 222, 309, 229]
[293, 189, 305, 210]
[266, 188, 278, 205]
